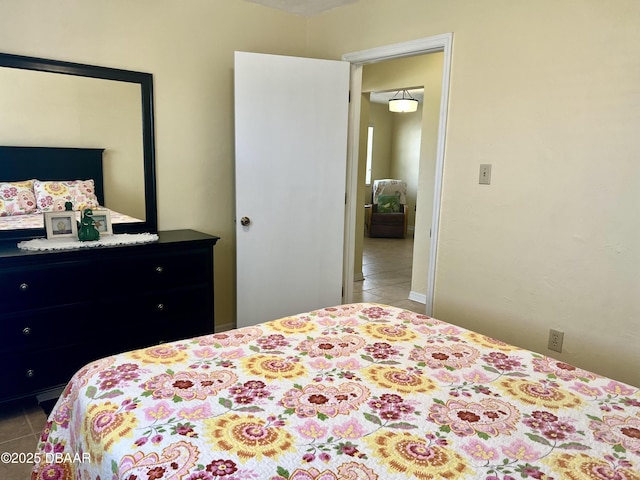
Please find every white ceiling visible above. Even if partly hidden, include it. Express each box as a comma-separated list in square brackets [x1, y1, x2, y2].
[244, 0, 359, 16]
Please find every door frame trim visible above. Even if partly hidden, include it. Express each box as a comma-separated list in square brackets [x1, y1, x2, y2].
[341, 33, 453, 315]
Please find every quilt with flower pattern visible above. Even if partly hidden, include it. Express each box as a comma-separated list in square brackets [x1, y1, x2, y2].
[32, 303, 639, 480]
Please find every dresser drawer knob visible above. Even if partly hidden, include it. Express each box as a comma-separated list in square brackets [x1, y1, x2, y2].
[22, 327, 31, 336]
[19, 283, 29, 292]
[25, 369, 35, 378]
[155, 266, 164, 274]
[156, 303, 165, 312]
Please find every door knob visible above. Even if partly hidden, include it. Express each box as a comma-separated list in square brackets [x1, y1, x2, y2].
[240, 216, 251, 227]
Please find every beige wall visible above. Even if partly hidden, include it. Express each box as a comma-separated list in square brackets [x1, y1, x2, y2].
[390, 107, 421, 231]
[308, 0, 640, 386]
[0, 0, 307, 331]
[1, 0, 638, 387]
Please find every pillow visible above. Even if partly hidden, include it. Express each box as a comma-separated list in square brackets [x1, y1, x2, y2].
[0, 180, 37, 217]
[376, 193, 401, 213]
[33, 179, 100, 212]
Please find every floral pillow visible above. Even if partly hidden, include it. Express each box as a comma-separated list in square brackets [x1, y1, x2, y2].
[0, 180, 38, 217]
[33, 179, 100, 212]
[376, 193, 401, 213]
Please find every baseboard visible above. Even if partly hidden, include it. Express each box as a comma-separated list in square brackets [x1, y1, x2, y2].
[36, 387, 65, 403]
[37, 386, 65, 415]
[409, 291, 427, 304]
[215, 323, 235, 333]
[354, 271, 364, 282]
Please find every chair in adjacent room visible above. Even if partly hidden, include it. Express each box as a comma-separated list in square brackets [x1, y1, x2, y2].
[367, 179, 408, 238]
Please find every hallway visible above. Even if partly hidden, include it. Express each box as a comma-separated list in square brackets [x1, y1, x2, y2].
[352, 235, 426, 313]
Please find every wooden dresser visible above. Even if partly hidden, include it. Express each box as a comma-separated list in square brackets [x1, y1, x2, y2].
[0, 229, 219, 403]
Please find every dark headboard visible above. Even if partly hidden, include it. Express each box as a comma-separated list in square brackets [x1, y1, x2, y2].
[0, 146, 105, 205]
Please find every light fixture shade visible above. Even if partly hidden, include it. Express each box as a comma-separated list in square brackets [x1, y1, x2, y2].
[388, 89, 419, 113]
[389, 98, 418, 112]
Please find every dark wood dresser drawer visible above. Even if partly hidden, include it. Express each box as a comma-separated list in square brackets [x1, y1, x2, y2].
[0, 344, 99, 399]
[0, 286, 214, 399]
[0, 261, 92, 314]
[98, 285, 214, 353]
[134, 285, 214, 343]
[0, 229, 219, 404]
[0, 303, 90, 353]
[0, 247, 212, 314]
[103, 248, 212, 292]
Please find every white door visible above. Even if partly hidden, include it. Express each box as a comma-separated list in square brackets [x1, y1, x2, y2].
[234, 51, 350, 328]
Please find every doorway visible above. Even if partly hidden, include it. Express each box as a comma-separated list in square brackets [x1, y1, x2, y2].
[354, 84, 425, 311]
[342, 34, 453, 315]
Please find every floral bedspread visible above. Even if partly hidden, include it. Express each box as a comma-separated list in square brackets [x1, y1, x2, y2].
[32, 303, 640, 480]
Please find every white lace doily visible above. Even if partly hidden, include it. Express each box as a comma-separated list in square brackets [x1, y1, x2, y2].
[17, 233, 159, 251]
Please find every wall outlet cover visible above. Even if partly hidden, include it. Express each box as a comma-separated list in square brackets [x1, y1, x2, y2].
[548, 329, 564, 353]
[479, 164, 492, 184]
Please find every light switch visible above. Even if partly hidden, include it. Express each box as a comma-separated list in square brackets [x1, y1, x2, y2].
[479, 164, 492, 185]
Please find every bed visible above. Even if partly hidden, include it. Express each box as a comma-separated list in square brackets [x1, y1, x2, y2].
[0, 146, 142, 233]
[0, 207, 141, 230]
[31, 303, 639, 480]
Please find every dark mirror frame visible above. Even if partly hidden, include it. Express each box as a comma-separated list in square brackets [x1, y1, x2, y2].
[0, 52, 157, 242]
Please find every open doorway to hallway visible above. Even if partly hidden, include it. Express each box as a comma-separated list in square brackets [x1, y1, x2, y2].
[342, 34, 452, 315]
[355, 84, 423, 311]
[351, 51, 442, 312]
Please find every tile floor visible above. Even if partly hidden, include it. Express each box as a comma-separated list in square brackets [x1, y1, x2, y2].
[353, 234, 426, 314]
[0, 397, 48, 479]
[0, 235, 425, 480]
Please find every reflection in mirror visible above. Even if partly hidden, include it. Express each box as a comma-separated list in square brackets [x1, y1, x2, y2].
[0, 68, 145, 220]
[0, 53, 156, 242]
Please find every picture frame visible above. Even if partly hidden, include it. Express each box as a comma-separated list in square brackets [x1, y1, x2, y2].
[44, 211, 78, 239]
[91, 209, 112, 235]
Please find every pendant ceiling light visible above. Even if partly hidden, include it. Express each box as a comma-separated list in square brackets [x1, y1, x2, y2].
[388, 89, 418, 113]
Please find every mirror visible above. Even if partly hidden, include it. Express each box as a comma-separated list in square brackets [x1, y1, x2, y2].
[0, 52, 156, 242]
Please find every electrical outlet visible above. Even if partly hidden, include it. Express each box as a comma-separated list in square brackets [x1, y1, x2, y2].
[548, 329, 564, 353]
